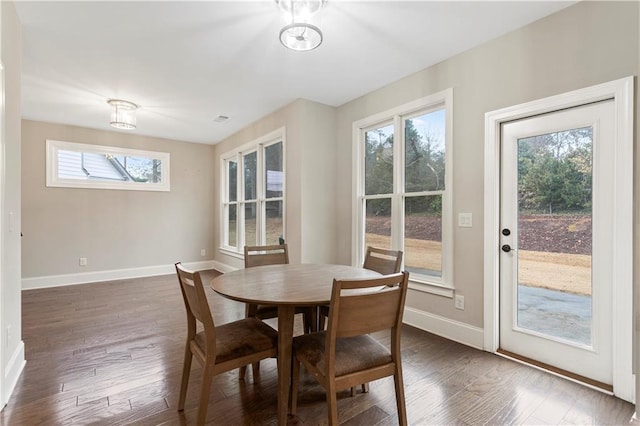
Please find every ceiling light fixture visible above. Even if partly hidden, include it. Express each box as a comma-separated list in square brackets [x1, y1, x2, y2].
[276, 0, 326, 51]
[107, 99, 138, 130]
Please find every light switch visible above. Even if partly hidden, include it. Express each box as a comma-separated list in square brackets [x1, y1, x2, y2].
[458, 213, 472, 228]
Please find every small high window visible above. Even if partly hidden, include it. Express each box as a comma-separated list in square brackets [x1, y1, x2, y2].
[46, 140, 170, 191]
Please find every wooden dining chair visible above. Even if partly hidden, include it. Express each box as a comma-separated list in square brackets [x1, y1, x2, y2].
[290, 272, 410, 426]
[241, 244, 315, 379]
[175, 262, 278, 425]
[318, 246, 403, 330]
[244, 244, 315, 331]
[317, 246, 404, 395]
[363, 246, 404, 275]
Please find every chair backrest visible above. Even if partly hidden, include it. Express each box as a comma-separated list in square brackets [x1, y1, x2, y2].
[175, 262, 215, 352]
[363, 246, 403, 275]
[326, 271, 409, 342]
[244, 244, 289, 268]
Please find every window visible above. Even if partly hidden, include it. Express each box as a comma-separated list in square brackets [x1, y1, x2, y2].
[221, 129, 285, 254]
[46, 140, 170, 191]
[354, 90, 453, 291]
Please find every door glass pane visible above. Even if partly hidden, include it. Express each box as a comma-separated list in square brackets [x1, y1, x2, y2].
[404, 195, 442, 277]
[265, 142, 283, 199]
[517, 127, 593, 346]
[266, 200, 283, 245]
[365, 198, 391, 250]
[405, 109, 446, 192]
[244, 202, 257, 246]
[364, 124, 394, 195]
[244, 152, 257, 201]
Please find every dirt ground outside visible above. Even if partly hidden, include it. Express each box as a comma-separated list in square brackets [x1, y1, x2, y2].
[366, 214, 592, 296]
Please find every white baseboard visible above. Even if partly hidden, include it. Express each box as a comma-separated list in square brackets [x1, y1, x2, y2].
[3, 341, 25, 407]
[21, 260, 222, 290]
[210, 261, 238, 274]
[403, 306, 484, 350]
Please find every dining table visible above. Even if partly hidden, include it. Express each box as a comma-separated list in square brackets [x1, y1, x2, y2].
[211, 263, 381, 425]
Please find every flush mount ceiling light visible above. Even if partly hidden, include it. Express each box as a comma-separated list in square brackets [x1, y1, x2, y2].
[107, 99, 138, 130]
[276, 0, 326, 51]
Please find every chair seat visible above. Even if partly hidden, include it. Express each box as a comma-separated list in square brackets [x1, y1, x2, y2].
[194, 317, 278, 364]
[293, 332, 392, 377]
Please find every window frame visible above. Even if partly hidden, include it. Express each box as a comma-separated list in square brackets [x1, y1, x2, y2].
[220, 128, 286, 257]
[46, 139, 170, 192]
[352, 89, 454, 296]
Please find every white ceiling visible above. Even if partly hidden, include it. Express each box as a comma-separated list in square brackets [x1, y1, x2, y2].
[15, 1, 574, 145]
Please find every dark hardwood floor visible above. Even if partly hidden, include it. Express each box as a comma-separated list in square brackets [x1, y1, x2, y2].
[1, 270, 635, 425]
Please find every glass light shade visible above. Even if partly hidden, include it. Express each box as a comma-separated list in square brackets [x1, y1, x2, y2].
[276, 0, 326, 22]
[107, 99, 137, 130]
[279, 23, 323, 51]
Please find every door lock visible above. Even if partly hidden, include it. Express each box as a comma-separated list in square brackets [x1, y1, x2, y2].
[501, 228, 511, 236]
[501, 244, 513, 253]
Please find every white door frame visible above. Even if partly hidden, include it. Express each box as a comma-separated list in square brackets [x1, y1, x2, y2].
[483, 76, 635, 403]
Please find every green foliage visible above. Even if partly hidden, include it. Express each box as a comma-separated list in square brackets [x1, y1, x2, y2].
[365, 129, 394, 196]
[404, 119, 445, 193]
[364, 115, 446, 216]
[518, 128, 592, 214]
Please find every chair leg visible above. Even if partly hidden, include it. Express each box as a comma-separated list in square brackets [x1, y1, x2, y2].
[290, 358, 301, 415]
[197, 364, 214, 425]
[239, 365, 247, 381]
[393, 368, 408, 426]
[302, 307, 318, 333]
[310, 306, 318, 332]
[326, 379, 339, 426]
[349, 382, 368, 396]
[178, 345, 192, 411]
[318, 313, 326, 331]
[251, 361, 261, 381]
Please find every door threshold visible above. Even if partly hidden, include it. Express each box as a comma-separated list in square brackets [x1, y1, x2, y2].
[496, 348, 613, 395]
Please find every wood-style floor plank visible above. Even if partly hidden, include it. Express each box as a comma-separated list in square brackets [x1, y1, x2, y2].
[1, 271, 634, 425]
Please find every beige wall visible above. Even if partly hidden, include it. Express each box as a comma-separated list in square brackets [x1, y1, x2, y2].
[212, 98, 337, 267]
[21, 120, 216, 278]
[335, 1, 639, 328]
[1, 0, 22, 407]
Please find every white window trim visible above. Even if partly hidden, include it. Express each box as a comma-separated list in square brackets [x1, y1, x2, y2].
[352, 89, 454, 296]
[219, 127, 286, 255]
[46, 139, 170, 192]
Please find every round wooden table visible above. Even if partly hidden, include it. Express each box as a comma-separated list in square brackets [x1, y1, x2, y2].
[211, 263, 380, 425]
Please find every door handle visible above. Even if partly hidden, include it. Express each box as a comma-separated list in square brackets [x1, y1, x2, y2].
[501, 244, 514, 253]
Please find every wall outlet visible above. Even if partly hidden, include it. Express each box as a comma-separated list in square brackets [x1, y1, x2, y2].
[200, 249, 206, 257]
[455, 295, 465, 310]
[79, 257, 87, 267]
